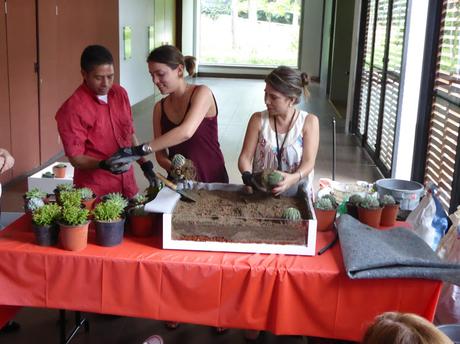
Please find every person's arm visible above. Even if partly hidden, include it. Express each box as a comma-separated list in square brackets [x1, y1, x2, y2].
[152, 102, 172, 173]
[0, 148, 14, 174]
[272, 114, 319, 196]
[238, 112, 262, 173]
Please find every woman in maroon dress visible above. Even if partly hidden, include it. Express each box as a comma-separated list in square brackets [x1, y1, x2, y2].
[146, 45, 228, 183]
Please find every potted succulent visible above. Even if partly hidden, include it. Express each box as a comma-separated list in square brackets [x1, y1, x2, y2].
[380, 194, 399, 226]
[358, 195, 383, 228]
[92, 198, 125, 246]
[31, 203, 61, 246]
[54, 183, 74, 204]
[78, 187, 96, 210]
[313, 194, 338, 231]
[58, 190, 89, 251]
[24, 188, 48, 210]
[53, 163, 67, 178]
[346, 194, 363, 219]
[128, 193, 155, 237]
[42, 171, 54, 178]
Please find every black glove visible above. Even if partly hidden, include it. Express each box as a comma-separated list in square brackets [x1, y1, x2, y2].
[99, 159, 130, 174]
[108, 143, 152, 166]
[140, 160, 160, 187]
[242, 171, 253, 186]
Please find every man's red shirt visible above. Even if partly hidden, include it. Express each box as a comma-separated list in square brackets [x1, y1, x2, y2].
[56, 83, 138, 198]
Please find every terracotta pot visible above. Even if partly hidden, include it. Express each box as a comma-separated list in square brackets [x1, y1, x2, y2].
[358, 207, 383, 228]
[32, 223, 59, 246]
[59, 222, 89, 251]
[95, 219, 125, 247]
[314, 208, 337, 232]
[129, 214, 155, 237]
[53, 165, 67, 178]
[81, 196, 96, 211]
[380, 204, 399, 226]
[346, 202, 359, 219]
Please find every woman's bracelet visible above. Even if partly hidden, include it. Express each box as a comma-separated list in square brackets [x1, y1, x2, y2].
[298, 170, 303, 181]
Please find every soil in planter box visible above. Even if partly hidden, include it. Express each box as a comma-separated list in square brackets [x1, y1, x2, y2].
[172, 189, 312, 245]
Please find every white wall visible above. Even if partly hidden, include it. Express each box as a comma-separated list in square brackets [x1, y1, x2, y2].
[392, 0, 430, 179]
[300, 0, 324, 78]
[118, 0, 155, 105]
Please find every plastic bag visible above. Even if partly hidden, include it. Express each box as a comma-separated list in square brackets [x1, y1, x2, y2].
[406, 187, 450, 251]
[435, 207, 460, 324]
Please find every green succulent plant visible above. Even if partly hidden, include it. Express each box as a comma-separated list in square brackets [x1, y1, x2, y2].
[25, 188, 47, 200]
[360, 195, 381, 209]
[314, 197, 335, 210]
[267, 171, 284, 187]
[322, 194, 337, 207]
[59, 190, 82, 208]
[131, 193, 147, 206]
[55, 183, 74, 192]
[32, 203, 61, 226]
[348, 194, 364, 205]
[42, 171, 54, 178]
[102, 192, 128, 209]
[78, 187, 94, 201]
[26, 197, 45, 212]
[381, 194, 396, 206]
[60, 205, 89, 226]
[92, 199, 124, 222]
[54, 163, 67, 168]
[171, 154, 186, 168]
[282, 207, 302, 221]
[131, 204, 148, 216]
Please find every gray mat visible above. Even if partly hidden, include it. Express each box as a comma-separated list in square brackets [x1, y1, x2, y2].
[337, 214, 460, 285]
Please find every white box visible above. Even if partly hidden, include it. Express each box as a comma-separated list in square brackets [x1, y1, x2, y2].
[157, 184, 317, 256]
[27, 162, 74, 194]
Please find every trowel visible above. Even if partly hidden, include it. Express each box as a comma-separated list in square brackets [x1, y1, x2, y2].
[153, 171, 198, 202]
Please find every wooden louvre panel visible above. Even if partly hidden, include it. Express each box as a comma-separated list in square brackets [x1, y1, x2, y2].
[366, 0, 389, 152]
[358, 0, 377, 136]
[424, 0, 460, 210]
[379, 0, 407, 170]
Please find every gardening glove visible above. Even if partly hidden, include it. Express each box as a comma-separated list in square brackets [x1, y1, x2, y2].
[140, 160, 161, 188]
[242, 171, 253, 186]
[108, 143, 152, 166]
[99, 159, 130, 175]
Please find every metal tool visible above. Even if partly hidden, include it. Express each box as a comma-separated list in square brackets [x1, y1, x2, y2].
[153, 171, 198, 202]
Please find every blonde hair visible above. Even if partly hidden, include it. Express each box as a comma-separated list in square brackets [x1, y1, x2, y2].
[362, 312, 453, 344]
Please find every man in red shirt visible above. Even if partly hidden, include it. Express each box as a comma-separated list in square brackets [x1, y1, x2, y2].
[56, 45, 154, 198]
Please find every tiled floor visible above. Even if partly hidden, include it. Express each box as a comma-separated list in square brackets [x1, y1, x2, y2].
[0, 77, 380, 343]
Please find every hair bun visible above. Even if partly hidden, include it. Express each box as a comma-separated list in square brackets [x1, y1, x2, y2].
[300, 72, 310, 87]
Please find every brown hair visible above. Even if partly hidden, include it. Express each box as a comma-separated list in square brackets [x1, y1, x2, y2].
[362, 312, 453, 344]
[265, 66, 310, 104]
[184, 56, 197, 77]
[147, 45, 184, 70]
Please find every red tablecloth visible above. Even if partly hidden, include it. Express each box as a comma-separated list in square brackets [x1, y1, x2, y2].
[0, 216, 441, 341]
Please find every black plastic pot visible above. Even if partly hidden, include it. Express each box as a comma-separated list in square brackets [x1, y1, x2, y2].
[32, 223, 59, 246]
[95, 218, 125, 247]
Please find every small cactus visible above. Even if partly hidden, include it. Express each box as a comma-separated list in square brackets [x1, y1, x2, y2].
[282, 207, 302, 221]
[348, 194, 364, 205]
[131, 193, 147, 206]
[360, 195, 381, 209]
[102, 192, 128, 209]
[381, 194, 396, 206]
[261, 169, 284, 189]
[314, 197, 335, 210]
[78, 187, 94, 201]
[56, 183, 74, 192]
[171, 154, 186, 168]
[322, 194, 337, 207]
